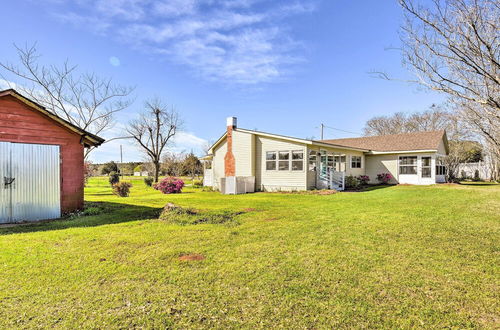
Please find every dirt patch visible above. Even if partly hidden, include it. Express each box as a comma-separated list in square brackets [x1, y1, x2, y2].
[265, 217, 279, 221]
[243, 208, 258, 212]
[178, 253, 205, 261]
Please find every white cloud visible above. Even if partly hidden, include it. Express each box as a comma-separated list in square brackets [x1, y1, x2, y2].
[47, 0, 316, 84]
[0, 79, 18, 90]
[153, 0, 197, 17]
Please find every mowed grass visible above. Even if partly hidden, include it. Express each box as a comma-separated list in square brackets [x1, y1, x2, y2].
[0, 177, 499, 328]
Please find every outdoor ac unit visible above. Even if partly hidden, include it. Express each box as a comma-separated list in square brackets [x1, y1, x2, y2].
[220, 176, 255, 194]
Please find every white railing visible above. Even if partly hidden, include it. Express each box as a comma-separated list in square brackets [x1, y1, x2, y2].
[330, 170, 345, 191]
[319, 168, 345, 191]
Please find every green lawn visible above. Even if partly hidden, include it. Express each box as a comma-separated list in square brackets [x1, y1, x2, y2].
[1, 178, 499, 328]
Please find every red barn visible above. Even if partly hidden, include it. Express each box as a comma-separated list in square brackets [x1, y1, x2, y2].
[0, 89, 104, 223]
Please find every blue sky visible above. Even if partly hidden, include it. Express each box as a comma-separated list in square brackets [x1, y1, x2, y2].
[0, 0, 444, 163]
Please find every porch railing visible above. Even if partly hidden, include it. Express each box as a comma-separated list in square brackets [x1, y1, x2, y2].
[329, 170, 345, 191]
[319, 168, 345, 191]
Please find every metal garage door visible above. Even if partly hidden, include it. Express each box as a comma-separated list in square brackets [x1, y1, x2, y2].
[0, 142, 61, 223]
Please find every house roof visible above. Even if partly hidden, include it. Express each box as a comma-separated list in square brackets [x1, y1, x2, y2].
[320, 130, 448, 153]
[208, 128, 370, 154]
[0, 89, 105, 147]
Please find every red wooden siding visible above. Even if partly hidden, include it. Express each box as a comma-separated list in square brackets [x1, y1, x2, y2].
[0, 95, 84, 213]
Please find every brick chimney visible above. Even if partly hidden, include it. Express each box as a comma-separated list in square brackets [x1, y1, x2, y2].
[224, 117, 237, 176]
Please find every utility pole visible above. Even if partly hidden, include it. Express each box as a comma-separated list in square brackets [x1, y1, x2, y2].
[119, 145, 123, 176]
[320, 123, 324, 140]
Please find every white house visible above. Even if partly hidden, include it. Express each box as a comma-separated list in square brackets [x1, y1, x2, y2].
[203, 117, 449, 193]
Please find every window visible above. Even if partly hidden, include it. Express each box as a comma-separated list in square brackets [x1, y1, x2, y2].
[292, 150, 304, 171]
[436, 157, 446, 175]
[267, 150, 305, 171]
[278, 151, 290, 171]
[308, 150, 317, 171]
[399, 156, 417, 174]
[421, 157, 431, 178]
[351, 156, 362, 168]
[266, 151, 276, 170]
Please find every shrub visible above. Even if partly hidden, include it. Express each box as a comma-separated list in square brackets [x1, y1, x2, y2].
[144, 176, 154, 186]
[82, 207, 101, 216]
[109, 171, 120, 186]
[473, 169, 481, 181]
[345, 175, 360, 189]
[159, 203, 241, 226]
[357, 175, 370, 185]
[112, 182, 132, 197]
[377, 173, 392, 184]
[193, 179, 203, 187]
[154, 177, 184, 194]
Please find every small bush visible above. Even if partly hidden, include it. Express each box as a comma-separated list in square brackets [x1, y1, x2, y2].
[357, 175, 370, 185]
[345, 175, 360, 189]
[473, 169, 481, 181]
[193, 179, 203, 187]
[154, 177, 184, 194]
[109, 171, 120, 186]
[82, 207, 102, 216]
[113, 182, 132, 197]
[377, 173, 392, 184]
[144, 177, 154, 187]
[159, 203, 241, 226]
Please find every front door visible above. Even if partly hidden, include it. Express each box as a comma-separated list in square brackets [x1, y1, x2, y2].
[0, 142, 61, 223]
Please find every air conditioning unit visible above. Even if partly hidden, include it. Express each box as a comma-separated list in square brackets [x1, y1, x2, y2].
[220, 176, 255, 194]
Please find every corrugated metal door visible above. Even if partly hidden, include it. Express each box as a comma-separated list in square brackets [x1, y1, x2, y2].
[0, 142, 61, 223]
[0, 142, 11, 222]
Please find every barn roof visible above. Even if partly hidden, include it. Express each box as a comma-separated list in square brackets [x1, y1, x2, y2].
[0, 89, 105, 147]
[320, 130, 448, 153]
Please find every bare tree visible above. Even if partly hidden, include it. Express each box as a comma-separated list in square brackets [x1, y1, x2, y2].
[370, 0, 499, 179]
[127, 99, 182, 183]
[394, 0, 499, 147]
[363, 106, 467, 140]
[0, 44, 134, 158]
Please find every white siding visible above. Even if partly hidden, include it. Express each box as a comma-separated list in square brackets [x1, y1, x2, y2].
[365, 152, 439, 185]
[233, 130, 255, 177]
[212, 138, 227, 190]
[365, 154, 399, 184]
[255, 136, 307, 191]
[437, 139, 448, 155]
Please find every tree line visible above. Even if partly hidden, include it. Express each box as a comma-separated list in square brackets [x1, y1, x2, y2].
[88, 151, 203, 179]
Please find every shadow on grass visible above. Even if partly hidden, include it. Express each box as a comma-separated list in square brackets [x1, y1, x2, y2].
[344, 184, 394, 193]
[0, 201, 162, 235]
[458, 182, 499, 186]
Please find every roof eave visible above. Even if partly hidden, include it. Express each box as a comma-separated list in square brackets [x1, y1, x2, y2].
[0, 89, 105, 147]
[367, 149, 438, 155]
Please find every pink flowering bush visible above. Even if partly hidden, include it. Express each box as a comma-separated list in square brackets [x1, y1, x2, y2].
[154, 177, 184, 194]
[357, 175, 370, 185]
[377, 173, 392, 184]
